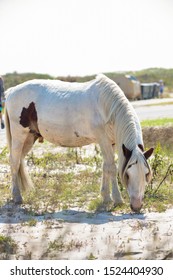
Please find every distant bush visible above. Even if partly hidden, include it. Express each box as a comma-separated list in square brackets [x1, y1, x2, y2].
[3, 68, 173, 91]
[3, 72, 53, 90]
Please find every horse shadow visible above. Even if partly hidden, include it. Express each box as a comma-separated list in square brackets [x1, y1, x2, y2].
[0, 201, 146, 225]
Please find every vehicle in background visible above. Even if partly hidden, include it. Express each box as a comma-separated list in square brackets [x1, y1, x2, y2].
[141, 83, 160, 99]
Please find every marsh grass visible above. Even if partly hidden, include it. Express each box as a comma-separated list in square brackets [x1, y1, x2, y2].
[144, 144, 173, 212]
[25, 143, 173, 214]
[48, 237, 83, 254]
[0, 235, 18, 255]
[22, 146, 102, 214]
[0, 147, 9, 164]
[0, 142, 173, 214]
[27, 219, 37, 227]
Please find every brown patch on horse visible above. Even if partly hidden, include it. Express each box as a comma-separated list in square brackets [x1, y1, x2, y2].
[20, 102, 44, 143]
[20, 102, 37, 128]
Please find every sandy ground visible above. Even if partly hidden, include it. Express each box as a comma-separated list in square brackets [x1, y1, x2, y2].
[0, 203, 173, 260]
[0, 99, 173, 260]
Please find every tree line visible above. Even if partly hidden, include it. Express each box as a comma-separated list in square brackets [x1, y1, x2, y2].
[3, 68, 173, 91]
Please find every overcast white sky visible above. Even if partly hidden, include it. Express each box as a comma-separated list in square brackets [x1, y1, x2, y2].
[0, 0, 173, 77]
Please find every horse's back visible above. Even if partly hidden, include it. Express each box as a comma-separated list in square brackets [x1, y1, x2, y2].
[6, 79, 94, 102]
[6, 79, 97, 118]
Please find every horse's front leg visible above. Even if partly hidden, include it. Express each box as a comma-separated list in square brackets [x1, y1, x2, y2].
[100, 140, 123, 207]
[102, 162, 123, 206]
[101, 162, 112, 204]
[99, 139, 117, 205]
[111, 164, 124, 206]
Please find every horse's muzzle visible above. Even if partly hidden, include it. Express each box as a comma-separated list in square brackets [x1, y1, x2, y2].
[130, 197, 143, 213]
[130, 203, 142, 213]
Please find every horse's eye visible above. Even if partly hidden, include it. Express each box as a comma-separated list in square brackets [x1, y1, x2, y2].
[128, 161, 138, 169]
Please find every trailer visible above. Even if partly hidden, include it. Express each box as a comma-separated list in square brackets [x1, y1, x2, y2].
[112, 75, 141, 100]
[112, 75, 160, 100]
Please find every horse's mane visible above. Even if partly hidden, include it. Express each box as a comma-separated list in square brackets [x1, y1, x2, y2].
[96, 74, 144, 180]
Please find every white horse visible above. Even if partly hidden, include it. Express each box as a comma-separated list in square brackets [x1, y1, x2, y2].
[5, 74, 153, 212]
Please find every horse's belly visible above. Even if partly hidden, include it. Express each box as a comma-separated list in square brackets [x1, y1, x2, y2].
[39, 125, 96, 147]
[46, 134, 95, 147]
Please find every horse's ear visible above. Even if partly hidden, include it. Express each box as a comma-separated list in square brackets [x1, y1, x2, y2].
[144, 147, 154, 160]
[122, 144, 132, 159]
[138, 144, 144, 152]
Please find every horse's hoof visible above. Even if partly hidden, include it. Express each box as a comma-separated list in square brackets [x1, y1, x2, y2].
[12, 197, 23, 205]
[102, 196, 112, 204]
[113, 200, 124, 207]
[14, 200, 23, 205]
[101, 199, 114, 211]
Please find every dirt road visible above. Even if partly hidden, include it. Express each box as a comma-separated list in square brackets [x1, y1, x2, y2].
[132, 98, 173, 121]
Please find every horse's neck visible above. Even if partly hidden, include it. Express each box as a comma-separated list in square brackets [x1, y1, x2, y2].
[115, 106, 143, 152]
[96, 77, 143, 151]
[115, 108, 143, 179]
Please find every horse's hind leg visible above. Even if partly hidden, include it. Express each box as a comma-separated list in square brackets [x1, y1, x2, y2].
[10, 132, 36, 204]
[10, 132, 28, 204]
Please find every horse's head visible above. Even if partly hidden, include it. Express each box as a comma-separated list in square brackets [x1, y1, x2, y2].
[122, 144, 154, 213]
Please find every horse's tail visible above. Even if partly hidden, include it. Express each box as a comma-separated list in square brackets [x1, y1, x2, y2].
[4, 106, 11, 153]
[5, 106, 33, 192]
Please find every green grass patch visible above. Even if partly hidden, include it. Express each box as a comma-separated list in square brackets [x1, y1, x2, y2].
[0, 143, 173, 214]
[0, 147, 9, 164]
[141, 118, 173, 127]
[47, 237, 83, 256]
[0, 235, 18, 255]
[24, 144, 173, 213]
[143, 144, 173, 212]
[23, 148, 102, 214]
